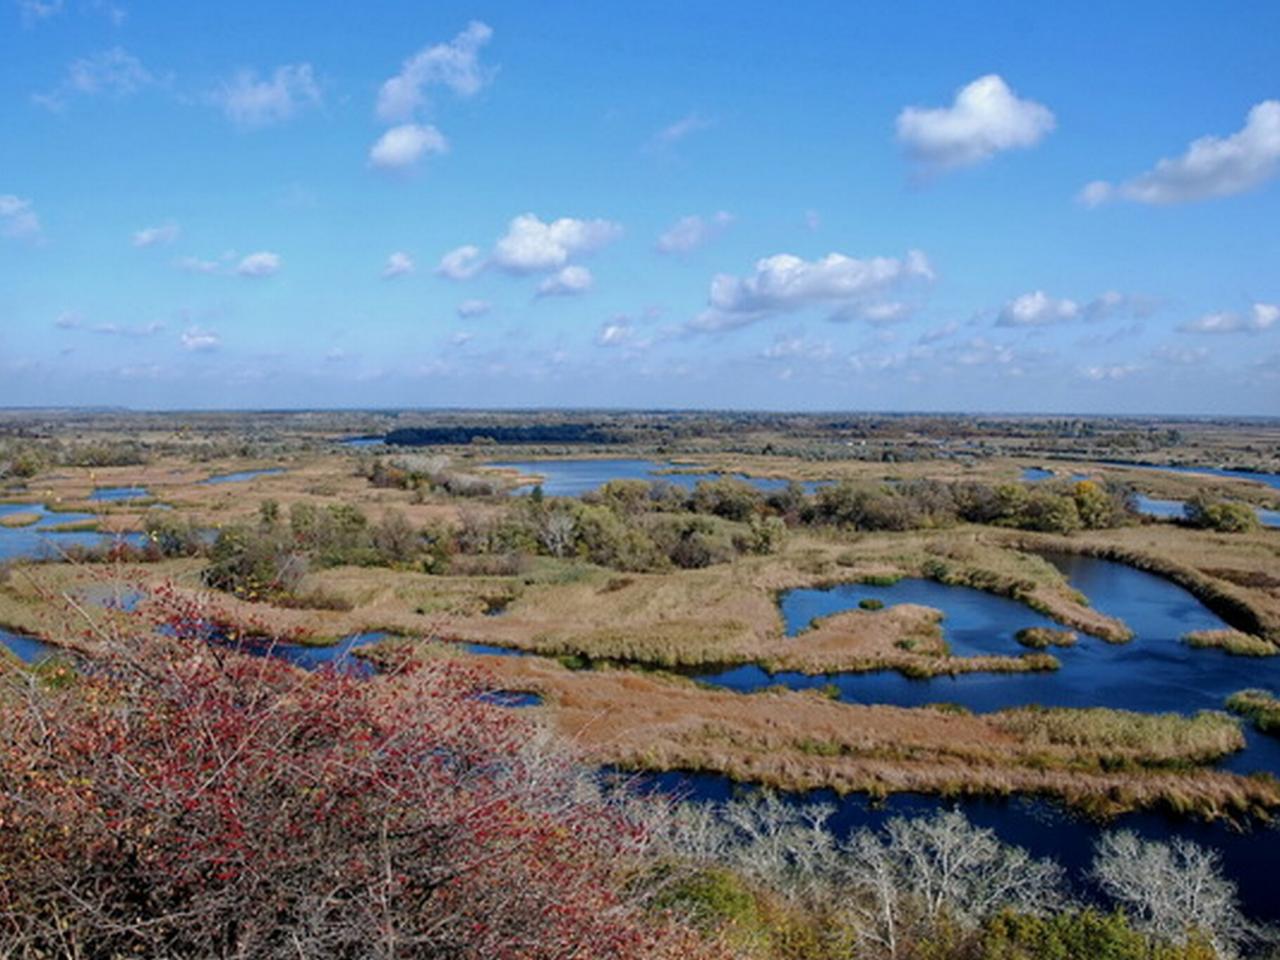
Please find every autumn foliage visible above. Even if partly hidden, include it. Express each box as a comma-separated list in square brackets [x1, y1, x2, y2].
[0, 594, 719, 959]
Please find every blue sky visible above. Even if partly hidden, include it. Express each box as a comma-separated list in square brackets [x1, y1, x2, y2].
[2, 0, 1278, 413]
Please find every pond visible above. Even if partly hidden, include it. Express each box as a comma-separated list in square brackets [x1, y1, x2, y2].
[0, 502, 146, 563]
[199, 468, 286, 485]
[488, 458, 826, 497]
[0, 627, 60, 664]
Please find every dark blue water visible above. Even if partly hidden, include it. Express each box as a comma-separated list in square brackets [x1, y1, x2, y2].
[0, 627, 59, 664]
[631, 770, 1280, 920]
[89, 487, 150, 502]
[213, 630, 387, 678]
[1021, 467, 1056, 481]
[0, 502, 146, 562]
[780, 578, 1065, 655]
[698, 558, 1275, 720]
[474, 690, 543, 708]
[199, 468, 286, 485]
[489, 458, 825, 498]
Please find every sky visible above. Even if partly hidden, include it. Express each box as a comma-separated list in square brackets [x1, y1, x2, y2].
[1, 1, 1279, 414]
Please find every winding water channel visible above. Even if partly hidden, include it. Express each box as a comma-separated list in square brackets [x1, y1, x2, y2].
[5, 467, 1280, 918]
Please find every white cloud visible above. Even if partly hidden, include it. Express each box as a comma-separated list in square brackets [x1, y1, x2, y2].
[536, 264, 593, 298]
[180, 326, 220, 352]
[918, 321, 961, 345]
[176, 255, 221, 274]
[597, 321, 630, 347]
[131, 222, 179, 248]
[652, 112, 710, 146]
[456, 298, 491, 318]
[1178, 302, 1278, 335]
[655, 211, 732, 254]
[236, 251, 281, 277]
[34, 47, 152, 108]
[1152, 345, 1208, 365]
[761, 335, 834, 361]
[368, 123, 447, 170]
[1080, 363, 1140, 381]
[381, 251, 414, 279]
[92, 321, 164, 337]
[53, 310, 82, 329]
[448, 331, 474, 347]
[691, 249, 934, 331]
[831, 301, 912, 326]
[436, 244, 484, 280]
[376, 21, 494, 123]
[896, 74, 1055, 172]
[996, 291, 1080, 327]
[1080, 101, 1280, 205]
[491, 213, 621, 274]
[212, 63, 320, 129]
[18, 0, 63, 25]
[0, 195, 41, 241]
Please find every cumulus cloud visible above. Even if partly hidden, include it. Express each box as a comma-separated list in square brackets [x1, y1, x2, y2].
[180, 326, 220, 352]
[996, 289, 1149, 328]
[456, 298, 491, 318]
[376, 21, 494, 123]
[1080, 101, 1280, 205]
[211, 63, 321, 129]
[596, 318, 634, 347]
[381, 251, 414, 279]
[34, 47, 153, 109]
[368, 123, 448, 170]
[0, 194, 41, 241]
[236, 251, 281, 277]
[690, 249, 934, 332]
[655, 211, 732, 254]
[536, 265, 593, 298]
[896, 74, 1055, 173]
[436, 244, 484, 280]
[1178, 302, 1278, 335]
[491, 214, 621, 274]
[131, 222, 179, 248]
[996, 291, 1080, 327]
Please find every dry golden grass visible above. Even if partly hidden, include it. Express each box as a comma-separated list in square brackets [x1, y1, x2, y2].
[418, 651, 1275, 821]
[0, 513, 40, 528]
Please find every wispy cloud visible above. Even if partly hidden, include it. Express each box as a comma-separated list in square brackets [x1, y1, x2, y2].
[381, 251, 415, 279]
[0, 194, 41, 241]
[34, 47, 153, 110]
[211, 63, 321, 129]
[131, 222, 179, 248]
[655, 211, 732, 255]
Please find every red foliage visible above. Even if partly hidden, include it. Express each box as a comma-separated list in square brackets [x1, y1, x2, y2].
[0, 591, 718, 959]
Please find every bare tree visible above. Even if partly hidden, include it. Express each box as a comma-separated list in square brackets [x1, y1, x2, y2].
[539, 508, 578, 558]
[839, 810, 1064, 959]
[1093, 831, 1252, 959]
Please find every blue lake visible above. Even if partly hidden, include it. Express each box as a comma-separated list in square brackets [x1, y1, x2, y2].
[489, 458, 825, 497]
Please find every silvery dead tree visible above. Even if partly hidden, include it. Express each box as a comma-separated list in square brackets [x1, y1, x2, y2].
[1092, 831, 1254, 959]
[539, 509, 578, 558]
[837, 810, 1065, 960]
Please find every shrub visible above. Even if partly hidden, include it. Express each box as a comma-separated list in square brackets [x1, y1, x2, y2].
[1184, 494, 1260, 533]
[0, 606, 717, 959]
